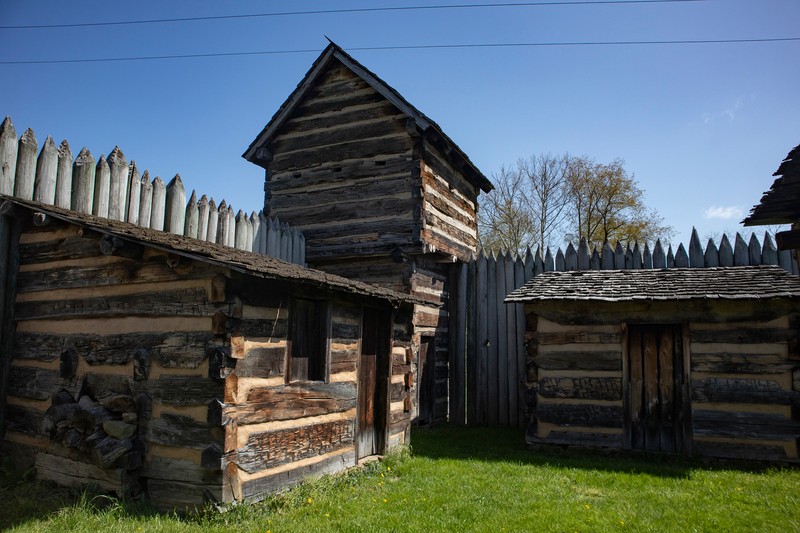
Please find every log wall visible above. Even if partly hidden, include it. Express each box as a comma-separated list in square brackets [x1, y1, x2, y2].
[523, 306, 800, 462]
[2, 218, 229, 508]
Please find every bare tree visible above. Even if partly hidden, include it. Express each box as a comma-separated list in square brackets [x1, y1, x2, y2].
[518, 153, 570, 250]
[478, 165, 535, 253]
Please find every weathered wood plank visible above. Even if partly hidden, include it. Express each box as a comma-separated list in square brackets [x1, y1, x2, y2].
[230, 419, 355, 473]
[534, 350, 622, 371]
[222, 383, 357, 425]
[692, 440, 793, 462]
[689, 327, 796, 344]
[692, 410, 800, 440]
[535, 402, 623, 428]
[130, 375, 222, 407]
[538, 377, 623, 401]
[13, 331, 214, 367]
[7, 365, 61, 401]
[15, 286, 218, 320]
[527, 430, 623, 449]
[146, 413, 222, 449]
[692, 377, 800, 405]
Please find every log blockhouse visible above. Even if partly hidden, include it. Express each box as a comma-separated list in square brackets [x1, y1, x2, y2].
[506, 267, 800, 462]
[245, 42, 492, 424]
[0, 197, 416, 509]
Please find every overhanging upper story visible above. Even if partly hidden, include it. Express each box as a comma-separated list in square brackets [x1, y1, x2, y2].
[243, 42, 493, 266]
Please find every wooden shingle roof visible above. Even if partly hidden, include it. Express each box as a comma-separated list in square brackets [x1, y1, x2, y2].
[243, 41, 493, 193]
[743, 144, 800, 226]
[2, 196, 416, 306]
[505, 266, 800, 303]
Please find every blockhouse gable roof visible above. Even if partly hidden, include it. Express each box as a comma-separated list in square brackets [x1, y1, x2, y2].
[2, 196, 416, 306]
[243, 41, 493, 193]
[743, 143, 800, 226]
[505, 266, 800, 303]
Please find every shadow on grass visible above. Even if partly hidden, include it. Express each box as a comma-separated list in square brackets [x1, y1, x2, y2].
[0, 471, 164, 531]
[410, 426, 781, 479]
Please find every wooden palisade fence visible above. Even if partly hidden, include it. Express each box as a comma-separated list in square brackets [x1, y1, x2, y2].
[449, 232, 798, 427]
[0, 117, 304, 265]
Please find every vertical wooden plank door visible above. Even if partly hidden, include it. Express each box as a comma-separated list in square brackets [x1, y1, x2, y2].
[357, 309, 390, 459]
[626, 324, 687, 453]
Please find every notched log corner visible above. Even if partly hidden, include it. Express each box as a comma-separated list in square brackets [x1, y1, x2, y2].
[208, 346, 236, 380]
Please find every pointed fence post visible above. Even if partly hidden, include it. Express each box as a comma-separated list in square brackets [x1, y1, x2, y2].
[762, 232, 778, 265]
[533, 246, 544, 276]
[614, 242, 625, 269]
[108, 146, 129, 222]
[544, 247, 554, 272]
[14, 128, 37, 200]
[734, 233, 748, 266]
[206, 198, 218, 243]
[524, 247, 534, 281]
[632, 243, 642, 269]
[590, 248, 601, 269]
[184, 190, 199, 239]
[719, 234, 734, 266]
[748, 233, 762, 265]
[234, 210, 248, 250]
[704, 238, 719, 267]
[565, 243, 577, 271]
[555, 248, 566, 271]
[666, 245, 675, 268]
[653, 239, 665, 269]
[577, 238, 590, 270]
[149, 176, 166, 231]
[0, 117, 18, 196]
[216, 200, 228, 244]
[689, 228, 703, 268]
[250, 211, 260, 253]
[280, 223, 290, 260]
[92, 155, 110, 218]
[779, 248, 793, 272]
[601, 242, 614, 270]
[33, 136, 58, 205]
[71, 148, 95, 214]
[675, 243, 689, 267]
[246, 211, 256, 252]
[138, 170, 153, 229]
[126, 162, 141, 225]
[197, 195, 210, 242]
[258, 211, 268, 254]
[55, 140, 73, 209]
[226, 206, 236, 247]
[625, 244, 633, 269]
[643, 243, 652, 269]
[164, 174, 186, 235]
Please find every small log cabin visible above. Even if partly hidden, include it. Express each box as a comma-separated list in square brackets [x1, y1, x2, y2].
[244, 42, 493, 424]
[506, 267, 800, 462]
[744, 143, 800, 264]
[0, 196, 416, 509]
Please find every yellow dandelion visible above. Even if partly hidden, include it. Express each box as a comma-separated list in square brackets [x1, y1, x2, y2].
[325, 513, 330, 518]
[307, 497, 313, 504]
[584, 504, 591, 510]
[381, 473, 385, 478]
[383, 498, 388, 503]
[387, 466, 391, 471]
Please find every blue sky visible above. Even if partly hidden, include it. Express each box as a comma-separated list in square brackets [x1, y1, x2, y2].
[1, 0, 798, 250]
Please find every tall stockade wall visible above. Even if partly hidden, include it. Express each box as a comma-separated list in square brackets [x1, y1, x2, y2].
[450, 232, 798, 428]
[0, 116, 304, 265]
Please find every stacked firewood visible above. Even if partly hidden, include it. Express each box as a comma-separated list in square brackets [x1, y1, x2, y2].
[43, 389, 146, 471]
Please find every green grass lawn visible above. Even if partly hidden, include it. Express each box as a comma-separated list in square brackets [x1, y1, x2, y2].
[2, 427, 798, 532]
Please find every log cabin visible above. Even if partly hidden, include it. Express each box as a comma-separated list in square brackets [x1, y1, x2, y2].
[506, 266, 800, 462]
[0, 196, 417, 509]
[744, 143, 800, 264]
[244, 42, 493, 425]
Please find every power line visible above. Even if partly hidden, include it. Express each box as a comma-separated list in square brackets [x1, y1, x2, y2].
[0, 1, 706, 30]
[2, 37, 797, 65]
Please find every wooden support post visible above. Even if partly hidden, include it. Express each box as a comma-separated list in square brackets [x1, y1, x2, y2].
[0, 117, 18, 196]
[33, 136, 58, 205]
[476, 253, 489, 424]
[496, 253, 509, 426]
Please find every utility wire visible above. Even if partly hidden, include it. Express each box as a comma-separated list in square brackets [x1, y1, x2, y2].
[2, 37, 797, 65]
[0, 0, 706, 30]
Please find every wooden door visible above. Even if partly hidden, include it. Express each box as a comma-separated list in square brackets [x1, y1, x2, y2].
[626, 324, 689, 453]
[417, 336, 435, 425]
[357, 309, 390, 459]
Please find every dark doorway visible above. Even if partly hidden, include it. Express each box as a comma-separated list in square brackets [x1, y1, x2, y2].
[626, 324, 690, 453]
[357, 308, 391, 459]
[416, 336, 436, 425]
